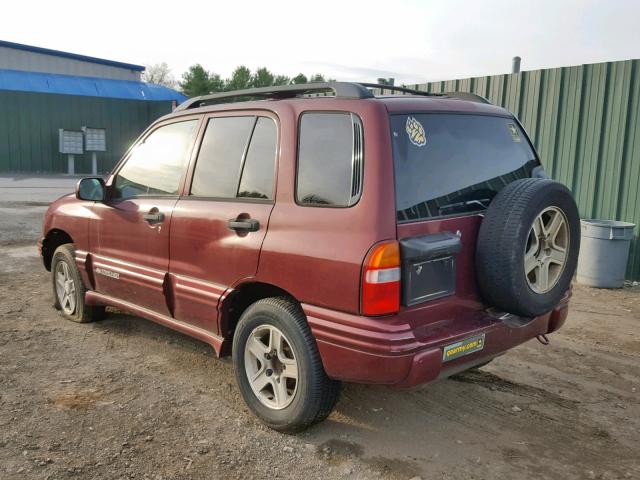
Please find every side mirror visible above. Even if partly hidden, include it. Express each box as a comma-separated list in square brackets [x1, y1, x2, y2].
[76, 177, 106, 201]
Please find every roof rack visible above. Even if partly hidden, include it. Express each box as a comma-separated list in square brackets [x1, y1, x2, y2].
[442, 91, 491, 104]
[174, 82, 493, 111]
[358, 83, 437, 97]
[362, 84, 491, 104]
[175, 82, 374, 111]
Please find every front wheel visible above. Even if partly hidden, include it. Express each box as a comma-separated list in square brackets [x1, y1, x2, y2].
[232, 297, 341, 432]
[51, 244, 105, 323]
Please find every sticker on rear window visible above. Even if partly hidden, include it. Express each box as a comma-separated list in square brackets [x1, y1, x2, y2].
[507, 123, 521, 143]
[406, 116, 426, 147]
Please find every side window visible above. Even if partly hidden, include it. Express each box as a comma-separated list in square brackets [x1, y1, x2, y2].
[190, 117, 255, 198]
[114, 120, 198, 199]
[296, 112, 363, 207]
[238, 117, 277, 199]
[191, 116, 277, 200]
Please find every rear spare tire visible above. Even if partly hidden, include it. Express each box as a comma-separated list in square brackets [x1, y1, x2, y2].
[476, 178, 580, 317]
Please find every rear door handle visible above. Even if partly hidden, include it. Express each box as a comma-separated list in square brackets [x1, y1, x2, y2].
[228, 218, 260, 232]
[143, 209, 165, 224]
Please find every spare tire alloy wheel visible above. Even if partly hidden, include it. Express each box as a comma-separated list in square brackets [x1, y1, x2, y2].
[244, 325, 299, 410]
[525, 206, 569, 293]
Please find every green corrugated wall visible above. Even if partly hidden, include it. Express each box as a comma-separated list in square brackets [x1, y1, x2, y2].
[402, 59, 640, 281]
[0, 91, 172, 174]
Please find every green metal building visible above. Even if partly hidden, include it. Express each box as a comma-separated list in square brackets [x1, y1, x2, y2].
[401, 59, 640, 280]
[0, 40, 185, 174]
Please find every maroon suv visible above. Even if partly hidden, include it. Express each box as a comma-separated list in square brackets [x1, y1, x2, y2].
[40, 82, 580, 432]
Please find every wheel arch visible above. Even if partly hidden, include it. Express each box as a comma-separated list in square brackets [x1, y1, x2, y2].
[42, 229, 74, 271]
[219, 281, 299, 356]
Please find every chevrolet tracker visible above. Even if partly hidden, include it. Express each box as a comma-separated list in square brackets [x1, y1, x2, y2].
[40, 82, 580, 432]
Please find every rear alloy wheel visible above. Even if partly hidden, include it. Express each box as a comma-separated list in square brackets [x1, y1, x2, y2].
[244, 325, 299, 410]
[232, 297, 341, 432]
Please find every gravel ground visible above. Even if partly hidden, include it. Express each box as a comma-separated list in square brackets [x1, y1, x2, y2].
[0, 178, 639, 480]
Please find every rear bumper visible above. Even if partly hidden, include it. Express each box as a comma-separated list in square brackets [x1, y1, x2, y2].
[304, 293, 570, 388]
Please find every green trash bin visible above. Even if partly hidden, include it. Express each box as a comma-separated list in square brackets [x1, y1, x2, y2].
[576, 219, 636, 288]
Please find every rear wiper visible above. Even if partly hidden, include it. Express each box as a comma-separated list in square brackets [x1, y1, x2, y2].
[438, 198, 491, 214]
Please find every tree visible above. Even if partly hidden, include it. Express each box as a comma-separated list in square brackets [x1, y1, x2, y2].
[252, 67, 275, 88]
[178, 65, 333, 97]
[226, 66, 252, 91]
[273, 75, 290, 86]
[291, 73, 308, 84]
[180, 64, 213, 97]
[142, 62, 177, 88]
[209, 73, 225, 93]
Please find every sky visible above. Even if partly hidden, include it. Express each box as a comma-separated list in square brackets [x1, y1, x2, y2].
[3, 0, 640, 85]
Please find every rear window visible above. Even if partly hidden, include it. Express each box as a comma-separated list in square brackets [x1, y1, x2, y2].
[391, 113, 538, 222]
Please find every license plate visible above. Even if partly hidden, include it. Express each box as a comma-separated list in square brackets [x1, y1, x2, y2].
[442, 334, 485, 362]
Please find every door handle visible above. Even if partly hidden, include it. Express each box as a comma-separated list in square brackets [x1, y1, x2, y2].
[143, 210, 165, 224]
[228, 217, 260, 232]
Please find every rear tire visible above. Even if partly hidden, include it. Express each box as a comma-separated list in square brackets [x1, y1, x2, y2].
[51, 244, 106, 323]
[232, 297, 341, 432]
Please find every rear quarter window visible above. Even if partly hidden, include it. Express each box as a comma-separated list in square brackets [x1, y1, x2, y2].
[296, 112, 363, 207]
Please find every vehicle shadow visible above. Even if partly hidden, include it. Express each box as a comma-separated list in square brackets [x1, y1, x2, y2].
[302, 360, 624, 478]
[94, 308, 216, 357]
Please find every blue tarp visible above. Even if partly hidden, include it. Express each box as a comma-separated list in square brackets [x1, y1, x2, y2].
[0, 69, 187, 103]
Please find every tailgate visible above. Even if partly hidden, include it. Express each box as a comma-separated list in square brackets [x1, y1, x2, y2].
[397, 214, 484, 315]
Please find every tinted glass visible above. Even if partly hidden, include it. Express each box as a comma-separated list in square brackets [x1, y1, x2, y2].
[296, 113, 355, 206]
[238, 117, 277, 199]
[391, 114, 537, 221]
[114, 120, 198, 198]
[191, 116, 256, 198]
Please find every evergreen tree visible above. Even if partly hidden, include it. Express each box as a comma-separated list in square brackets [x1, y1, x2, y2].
[179, 64, 213, 96]
[226, 66, 253, 90]
[291, 73, 308, 84]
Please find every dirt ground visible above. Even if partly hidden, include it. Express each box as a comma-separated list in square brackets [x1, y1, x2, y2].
[1, 179, 639, 480]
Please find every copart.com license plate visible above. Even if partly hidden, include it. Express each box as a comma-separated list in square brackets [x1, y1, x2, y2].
[442, 334, 485, 362]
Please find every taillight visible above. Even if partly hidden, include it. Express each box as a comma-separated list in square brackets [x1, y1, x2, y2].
[361, 240, 401, 316]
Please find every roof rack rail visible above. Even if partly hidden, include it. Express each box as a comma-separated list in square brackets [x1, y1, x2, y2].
[358, 83, 438, 97]
[173, 82, 493, 111]
[366, 84, 491, 104]
[175, 82, 374, 111]
[442, 91, 491, 104]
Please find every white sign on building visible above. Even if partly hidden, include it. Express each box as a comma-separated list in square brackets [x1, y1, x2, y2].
[84, 127, 106, 152]
[58, 129, 84, 155]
